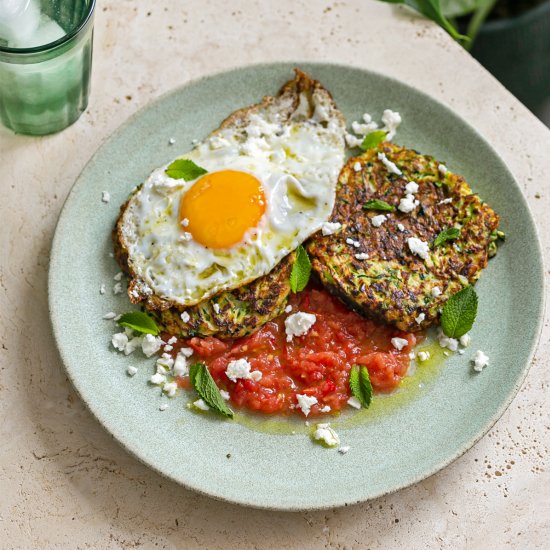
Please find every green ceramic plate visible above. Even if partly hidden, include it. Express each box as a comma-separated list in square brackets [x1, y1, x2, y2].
[49, 62, 544, 510]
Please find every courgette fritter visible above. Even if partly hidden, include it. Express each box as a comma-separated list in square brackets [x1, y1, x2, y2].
[306, 143, 502, 332]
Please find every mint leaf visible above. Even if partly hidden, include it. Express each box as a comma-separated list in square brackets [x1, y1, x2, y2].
[290, 245, 312, 293]
[441, 286, 478, 338]
[360, 130, 387, 150]
[434, 227, 461, 247]
[118, 311, 159, 335]
[189, 362, 233, 418]
[349, 365, 373, 408]
[165, 159, 207, 181]
[363, 199, 395, 212]
[379, 1, 469, 42]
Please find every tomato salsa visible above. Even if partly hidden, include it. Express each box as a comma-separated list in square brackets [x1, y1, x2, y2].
[171, 285, 418, 417]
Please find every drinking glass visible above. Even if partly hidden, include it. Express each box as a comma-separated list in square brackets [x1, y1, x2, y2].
[0, 0, 96, 135]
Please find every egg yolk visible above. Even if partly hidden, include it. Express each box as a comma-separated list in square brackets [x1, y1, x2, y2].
[179, 170, 266, 249]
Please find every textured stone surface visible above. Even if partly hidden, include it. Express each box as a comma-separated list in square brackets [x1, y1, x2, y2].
[0, 0, 548, 548]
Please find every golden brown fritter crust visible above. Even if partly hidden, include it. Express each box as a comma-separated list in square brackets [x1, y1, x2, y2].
[306, 143, 501, 332]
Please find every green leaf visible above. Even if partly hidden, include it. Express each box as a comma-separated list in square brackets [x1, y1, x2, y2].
[363, 199, 395, 212]
[380, 0, 469, 42]
[439, 0, 479, 17]
[433, 227, 461, 247]
[441, 286, 478, 338]
[349, 365, 373, 408]
[290, 245, 312, 293]
[165, 159, 208, 181]
[189, 362, 234, 418]
[360, 130, 387, 150]
[118, 311, 160, 335]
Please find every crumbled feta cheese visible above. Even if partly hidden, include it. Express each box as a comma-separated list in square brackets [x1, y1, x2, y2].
[126, 366, 138, 376]
[338, 445, 350, 455]
[103, 312, 117, 320]
[156, 353, 174, 372]
[225, 358, 262, 382]
[313, 423, 340, 447]
[173, 351, 188, 377]
[443, 351, 450, 357]
[391, 337, 409, 351]
[220, 390, 230, 401]
[408, 237, 430, 260]
[431, 287, 442, 297]
[163, 381, 178, 397]
[377, 152, 402, 175]
[168, 137, 176, 145]
[417, 351, 430, 362]
[179, 232, 193, 242]
[415, 313, 426, 324]
[472, 350, 489, 372]
[113, 271, 123, 281]
[285, 312, 317, 342]
[213, 303, 220, 314]
[353, 161, 362, 172]
[180, 218, 189, 227]
[355, 253, 369, 260]
[111, 332, 128, 352]
[321, 221, 341, 236]
[398, 194, 419, 213]
[124, 336, 143, 356]
[113, 282, 123, 295]
[179, 347, 194, 358]
[405, 181, 419, 194]
[345, 238, 354, 245]
[347, 396, 362, 409]
[371, 214, 387, 227]
[353, 240, 360, 248]
[167, 336, 177, 345]
[150, 373, 166, 385]
[381, 109, 402, 140]
[159, 403, 169, 411]
[438, 331, 459, 351]
[296, 394, 318, 417]
[180, 311, 190, 323]
[142, 333, 162, 357]
[164, 344, 173, 352]
[99, 284, 106, 295]
[397, 223, 405, 232]
[319, 405, 331, 413]
[460, 333, 471, 348]
[438, 164, 448, 174]
[438, 198, 453, 205]
[284, 304, 293, 313]
[458, 349, 465, 355]
[351, 120, 376, 135]
[101, 191, 110, 203]
[193, 399, 209, 411]
[345, 133, 363, 148]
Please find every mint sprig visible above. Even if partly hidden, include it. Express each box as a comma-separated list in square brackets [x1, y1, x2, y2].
[118, 311, 160, 335]
[360, 130, 387, 150]
[363, 199, 395, 212]
[189, 362, 234, 418]
[434, 227, 460, 248]
[349, 365, 373, 408]
[165, 159, 207, 181]
[441, 286, 478, 338]
[290, 245, 312, 293]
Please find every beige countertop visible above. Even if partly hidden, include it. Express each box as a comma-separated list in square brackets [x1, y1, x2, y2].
[1, 1, 549, 548]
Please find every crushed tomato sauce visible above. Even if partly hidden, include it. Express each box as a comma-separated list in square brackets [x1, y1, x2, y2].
[169, 285, 419, 417]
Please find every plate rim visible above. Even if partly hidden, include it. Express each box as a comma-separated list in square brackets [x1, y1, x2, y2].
[48, 60, 546, 511]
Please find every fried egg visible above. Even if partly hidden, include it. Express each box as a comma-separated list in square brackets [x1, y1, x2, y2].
[118, 74, 346, 306]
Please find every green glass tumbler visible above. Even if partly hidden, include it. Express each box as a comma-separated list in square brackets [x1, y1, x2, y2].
[0, 0, 96, 135]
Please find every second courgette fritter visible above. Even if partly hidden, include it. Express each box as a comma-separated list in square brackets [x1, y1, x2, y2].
[306, 143, 502, 332]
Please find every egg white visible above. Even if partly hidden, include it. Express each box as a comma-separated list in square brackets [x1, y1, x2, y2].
[120, 107, 345, 306]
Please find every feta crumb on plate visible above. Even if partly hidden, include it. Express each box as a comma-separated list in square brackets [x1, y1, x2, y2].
[113, 282, 123, 295]
[371, 214, 387, 228]
[377, 152, 402, 175]
[353, 161, 362, 172]
[338, 445, 350, 455]
[347, 396, 361, 409]
[163, 381, 178, 397]
[417, 351, 430, 362]
[150, 373, 166, 385]
[142, 334, 162, 357]
[226, 358, 262, 382]
[472, 350, 489, 372]
[398, 194, 418, 213]
[220, 390, 230, 401]
[180, 311, 190, 323]
[111, 332, 128, 351]
[405, 181, 419, 194]
[103, 312, 117, 320]
[438, 164, 448, 174]
[313, 423, 340, 447]
[355, 253, 369, 260]
[285, 312, 316, 342]
[159, 403, 169, 411]
[415, 313, 426, 324]
[407, 237, 430, 260]
[101, 191, 110, 203]
[431, 287, 442, 297]
[126, 366, 138, 376]
[193, 399, 209, 411]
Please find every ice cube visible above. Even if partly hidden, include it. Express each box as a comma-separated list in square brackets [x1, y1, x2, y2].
[0, 0, 40, 46]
